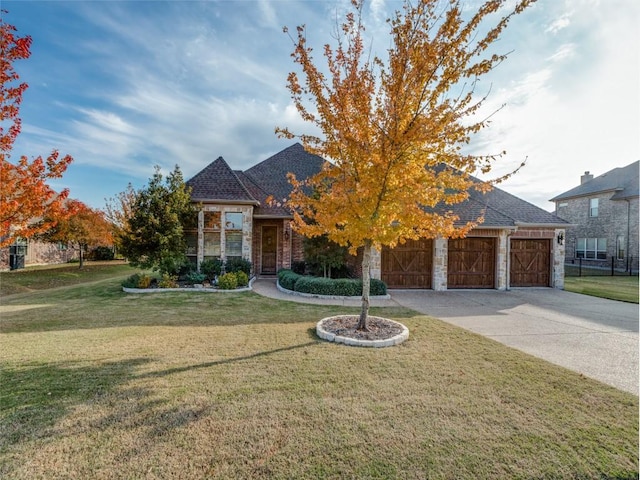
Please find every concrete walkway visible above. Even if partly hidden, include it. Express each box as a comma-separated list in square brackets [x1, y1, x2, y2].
[252, 279, 639, 395]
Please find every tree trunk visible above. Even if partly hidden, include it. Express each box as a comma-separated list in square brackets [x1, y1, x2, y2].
[357, 240, 372, 331]
[78, 244, 84, 269]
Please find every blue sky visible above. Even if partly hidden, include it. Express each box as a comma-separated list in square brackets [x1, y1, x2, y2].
[4, 0, 639, 211]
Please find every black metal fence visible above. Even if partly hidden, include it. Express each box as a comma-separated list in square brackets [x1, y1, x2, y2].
[565, 256, 638, 277]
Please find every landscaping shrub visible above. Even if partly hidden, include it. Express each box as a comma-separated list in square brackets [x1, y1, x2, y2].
[218, 272, 238, 290]
[158, 273, 179, 288]
[186, 271, 206, 285]
[200, 258, 223, 280]
[122, 273, 143, 288]
[235, 270, 249, 287]
[277, 269, 301, 291]
[276, 270, 387, 296]
[90, 246, 115, 261]
[225, 257, 252, 275]
[291, 261, 306, 275]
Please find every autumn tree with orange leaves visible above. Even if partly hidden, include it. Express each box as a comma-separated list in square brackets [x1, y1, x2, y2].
[277, 0, 533, 330]
[39, 200, 113, 268]
[0, 12, 73, 248]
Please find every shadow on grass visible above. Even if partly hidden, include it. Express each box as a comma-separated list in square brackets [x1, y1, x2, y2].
[137, 340, 322, 380]
[0, 358, 152, 450]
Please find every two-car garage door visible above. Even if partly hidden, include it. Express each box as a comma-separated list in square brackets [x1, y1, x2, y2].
[382, 237, 551, 289]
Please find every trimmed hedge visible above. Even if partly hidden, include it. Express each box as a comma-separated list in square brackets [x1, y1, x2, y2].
[277, 269, 387, 296]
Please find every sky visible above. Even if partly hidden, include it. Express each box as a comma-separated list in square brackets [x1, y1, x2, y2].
[4, 0, 639, 212]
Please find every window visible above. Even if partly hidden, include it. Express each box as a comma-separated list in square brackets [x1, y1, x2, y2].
[576, 237, 607, 259]
[204, 232, 221, 257]
[589, 198, 599, 217]
[185, 232, 198, 256]
[617, 235, 625, 260]
[225, 212, 243, 230]
[224, 212, 243, 259]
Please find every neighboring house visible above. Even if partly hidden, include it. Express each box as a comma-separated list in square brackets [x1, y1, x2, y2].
[186, 143, 570, 290]
[0, 238, 79, 271]
[551, 161, 639, 272]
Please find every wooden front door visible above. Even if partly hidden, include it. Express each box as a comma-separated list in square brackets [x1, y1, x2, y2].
[261, 226, 277, 274]
[447, 237, 495, 288]
[510, 239, 550, 287]
[382, 238, 433, 289]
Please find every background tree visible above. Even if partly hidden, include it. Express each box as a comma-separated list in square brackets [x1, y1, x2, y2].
[119, 166, 196, 274]
[105, 183, 137, 250]
[303, 234, 349, 278]
[277, 0, 533, 330]
[0, 12, 73, 247]
[40, 199, 114, 268]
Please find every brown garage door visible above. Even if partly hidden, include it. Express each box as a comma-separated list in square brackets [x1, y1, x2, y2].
[510, 239, 550, 287]
[448, 237, 495, 288]
[382, 238, 432, 289]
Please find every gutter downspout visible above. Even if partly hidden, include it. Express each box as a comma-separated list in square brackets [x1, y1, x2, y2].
[626, 199, 631, 272]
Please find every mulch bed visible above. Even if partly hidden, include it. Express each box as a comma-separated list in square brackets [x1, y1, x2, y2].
[320, 315, 403, 341]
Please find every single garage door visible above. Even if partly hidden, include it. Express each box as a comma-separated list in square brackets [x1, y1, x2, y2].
[382, 238, 432, 289]
[448, 237, 495, 288]
[510, 239, 550, 287]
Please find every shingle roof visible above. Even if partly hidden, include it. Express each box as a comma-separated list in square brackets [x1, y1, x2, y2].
[186, 144, 568, 227]
[550, 161, 639, 202]
[186, 157, 258, 204]
[244, 143, 327, 204]
[455, 182, 569, 227]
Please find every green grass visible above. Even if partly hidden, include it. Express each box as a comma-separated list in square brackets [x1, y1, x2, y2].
[0, 265, 638, 479]
[565, 275, 639, 303]
[0, 261, 137, 296]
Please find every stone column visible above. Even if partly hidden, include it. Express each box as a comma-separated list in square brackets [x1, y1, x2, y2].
[496, 230, 508, 291]
[370, 246, 381, 280]
[197, 209, 204, 268]
[433, 237, 448, 291]
[553, 228, 566, 289]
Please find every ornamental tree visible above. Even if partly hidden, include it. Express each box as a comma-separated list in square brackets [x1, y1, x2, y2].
[0, 13, 73, 247]
[277, 0, 533, 330]
[105, 183, 137, 250]
[119, 166, 196, 274]
[40, 200, 114, 268]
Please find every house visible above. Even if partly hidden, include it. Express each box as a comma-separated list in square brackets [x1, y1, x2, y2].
[0, 238, 79, 271]
[551, 161, 639, 272]
[186, 143, 570, 290]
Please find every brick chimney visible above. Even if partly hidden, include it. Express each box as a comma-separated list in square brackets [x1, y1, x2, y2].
[581, 171, 594, 184]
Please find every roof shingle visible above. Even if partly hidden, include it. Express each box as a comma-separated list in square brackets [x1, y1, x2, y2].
[550, 161, 639, 202]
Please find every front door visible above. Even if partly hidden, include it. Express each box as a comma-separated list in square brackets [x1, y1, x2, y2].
[261, 226, 277, 274]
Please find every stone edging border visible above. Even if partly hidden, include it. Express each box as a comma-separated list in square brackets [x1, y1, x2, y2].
[276, 281, 391, 300]
[122, 277, 255, 294]
[316, 315, 409, 348]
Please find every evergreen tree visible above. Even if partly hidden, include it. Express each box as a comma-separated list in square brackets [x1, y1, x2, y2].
[120, 166, 196, 273]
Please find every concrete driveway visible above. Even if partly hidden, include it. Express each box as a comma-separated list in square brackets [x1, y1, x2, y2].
[391, 288, 639, 395]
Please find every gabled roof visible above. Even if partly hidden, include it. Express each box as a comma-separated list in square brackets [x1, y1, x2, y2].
[244, 143, 327, 205]
[550, 161, 639, 202]
[185, 144, 567, 227]
[186, 157, 258, 204]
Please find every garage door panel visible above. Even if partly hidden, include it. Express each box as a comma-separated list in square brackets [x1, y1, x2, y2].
[382, 239, 432, 289]
[448, 238, 495, 288]
[510, 239, 550, 287]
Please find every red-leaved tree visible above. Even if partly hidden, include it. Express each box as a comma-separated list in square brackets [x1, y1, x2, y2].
[0, 11, 73, 247]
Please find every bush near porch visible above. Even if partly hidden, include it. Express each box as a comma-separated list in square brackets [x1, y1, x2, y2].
[278, 269, 387, 296]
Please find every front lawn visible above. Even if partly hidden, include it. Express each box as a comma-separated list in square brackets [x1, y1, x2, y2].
[564, 275, 639, 303]
[1, 267, 637, 479]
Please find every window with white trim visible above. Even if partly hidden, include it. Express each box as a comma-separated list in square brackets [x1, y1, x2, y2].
[589, 198, 599, 217]
[224, 212, 243, 259]
[576, 237, 607, 259]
